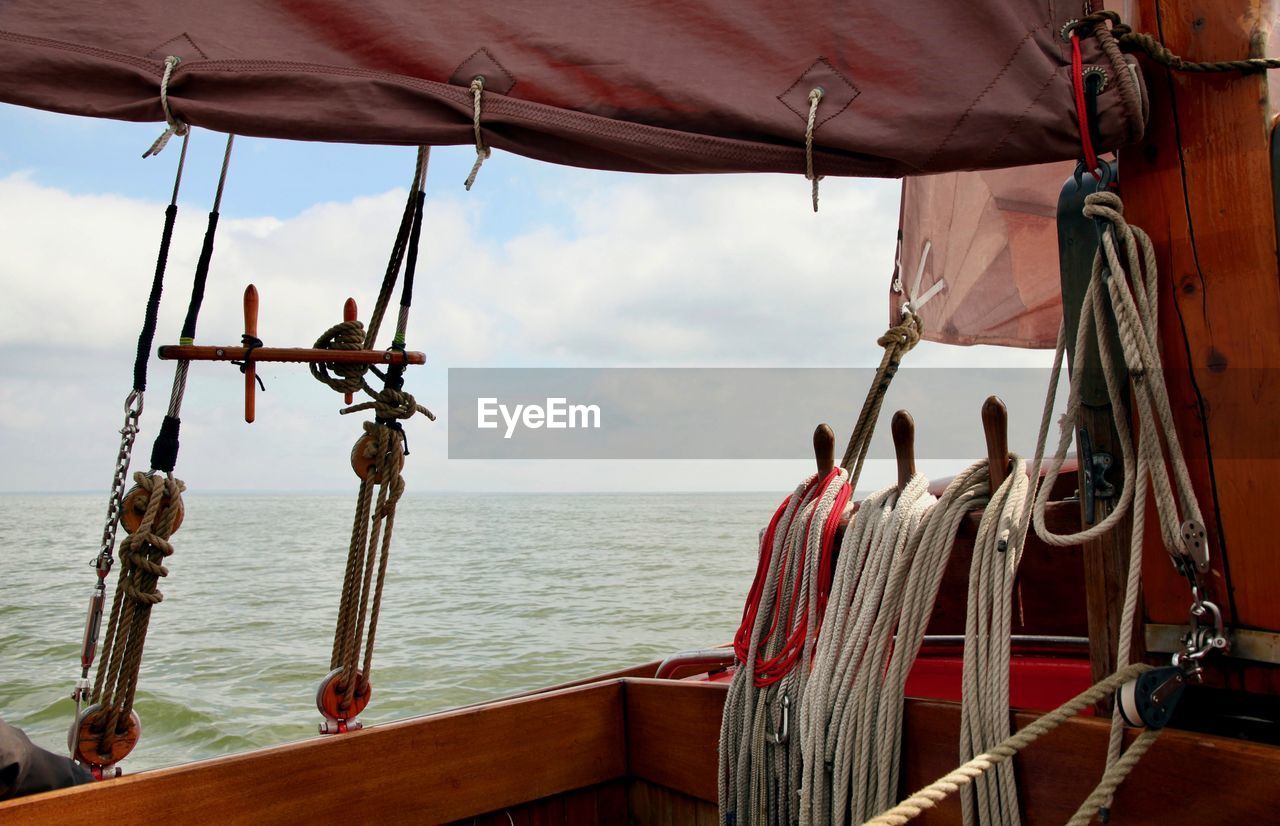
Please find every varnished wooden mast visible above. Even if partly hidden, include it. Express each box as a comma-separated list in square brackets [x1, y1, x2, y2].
[1127, 0, 1280, 689]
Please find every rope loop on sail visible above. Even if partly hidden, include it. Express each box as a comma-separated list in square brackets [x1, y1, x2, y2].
[143, 56, 189, 158]
[465, 76, 492, 190]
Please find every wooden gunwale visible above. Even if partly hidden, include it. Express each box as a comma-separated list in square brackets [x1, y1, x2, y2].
[6, 676, 1279, 824]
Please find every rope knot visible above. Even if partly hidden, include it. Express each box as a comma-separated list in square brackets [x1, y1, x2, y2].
[311, 319, 370, 395]
[342, 385, 436, 422]
[143, 56, 189, 159]
[464, 76, 492, 191]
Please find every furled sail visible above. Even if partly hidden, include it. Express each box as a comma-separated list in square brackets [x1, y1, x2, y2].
[0, 2, 1144, 176]
[891, 162, 1073, 348]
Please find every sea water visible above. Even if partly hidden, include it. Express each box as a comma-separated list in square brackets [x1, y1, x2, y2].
[0, 492, 775, 771]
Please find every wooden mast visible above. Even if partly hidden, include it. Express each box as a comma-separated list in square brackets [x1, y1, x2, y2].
[1126, 0, 1280, 690]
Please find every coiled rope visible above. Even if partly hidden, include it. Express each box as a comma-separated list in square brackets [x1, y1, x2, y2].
[868, 189, 1199, 826]
[958, 456, 1029, 826]
[799, 474, 935, 826]
[720, 468, 851, 826]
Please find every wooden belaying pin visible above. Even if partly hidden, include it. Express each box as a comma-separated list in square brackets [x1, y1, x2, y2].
[891, 410, 916, 492]
[343, 297, 357, 405]
[982, 395, 1011, 493]
[813, 423, 835, 478]
[244, 285, 259, 423]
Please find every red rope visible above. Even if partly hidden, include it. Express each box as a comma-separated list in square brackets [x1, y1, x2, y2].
[1071, 33, 1101, 181]
[733, 470, 851, 688]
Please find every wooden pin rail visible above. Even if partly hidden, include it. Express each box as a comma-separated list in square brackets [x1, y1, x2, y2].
[156, 345, 426, 366]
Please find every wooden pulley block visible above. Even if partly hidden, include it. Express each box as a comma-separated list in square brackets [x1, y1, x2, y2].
[349, 431, 403, 480]
[69, 703, 141, 768]
[315, 667, 372, 722]
[119, 483, 184, 535]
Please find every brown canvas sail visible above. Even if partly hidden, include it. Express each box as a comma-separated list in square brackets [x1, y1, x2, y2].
[0, 2, 1143, 176]
[892, 162, 1073, 348]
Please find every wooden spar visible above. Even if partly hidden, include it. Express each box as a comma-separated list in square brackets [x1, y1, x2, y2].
[813, 423, 835, 478]
[157, 346, 425, 366]
[979, 396, 1009, 492]
[891, 409, 916, 492]
[243, 285, 258, 424]
[1127, 0, 1280, 689]
[343, 297, 358, 405]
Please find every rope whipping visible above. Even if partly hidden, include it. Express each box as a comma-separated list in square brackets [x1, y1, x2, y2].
[720, 468, 851, 826]
[316, 147, 436, 723]
[799, 474, 935, 826]
[81, 132, 236, 767]
[73, 131, 190, 724]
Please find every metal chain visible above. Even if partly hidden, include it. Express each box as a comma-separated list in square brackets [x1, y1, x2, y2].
[94, 390, 145, 574]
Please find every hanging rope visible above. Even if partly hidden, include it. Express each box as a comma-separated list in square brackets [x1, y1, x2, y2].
[799, 474, 935, 826]
[1016, 186, 1212, 822]
[464, 76, 491, 191]
[840, 309, 923, 484]
[805, 87, 824, 212]
[958, 456, 1028, 826]
[720, 468, 850, 826]
[83, 473, 185, 764]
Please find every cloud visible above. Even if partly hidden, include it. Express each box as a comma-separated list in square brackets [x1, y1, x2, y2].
[0, 169, 1053, 492]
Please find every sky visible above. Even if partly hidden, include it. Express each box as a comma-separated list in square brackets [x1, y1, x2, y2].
[0, 102, 1055, 493]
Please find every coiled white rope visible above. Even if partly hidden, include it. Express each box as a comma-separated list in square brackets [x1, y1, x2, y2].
[799, 474, 935, 826]
[719, 469, 850, 826]
[959, 456, 1028, 826]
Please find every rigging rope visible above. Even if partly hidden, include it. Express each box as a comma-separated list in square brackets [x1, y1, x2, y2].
[840, 310, 922, 482]
[315, 147, 435, 728]
[78, 132, 236, 769]
[73, 131, 190, 725]
[1020, 186, 1210, 821]
[864, 663, 1153, 826]
[1072, 10, 1280, 74]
